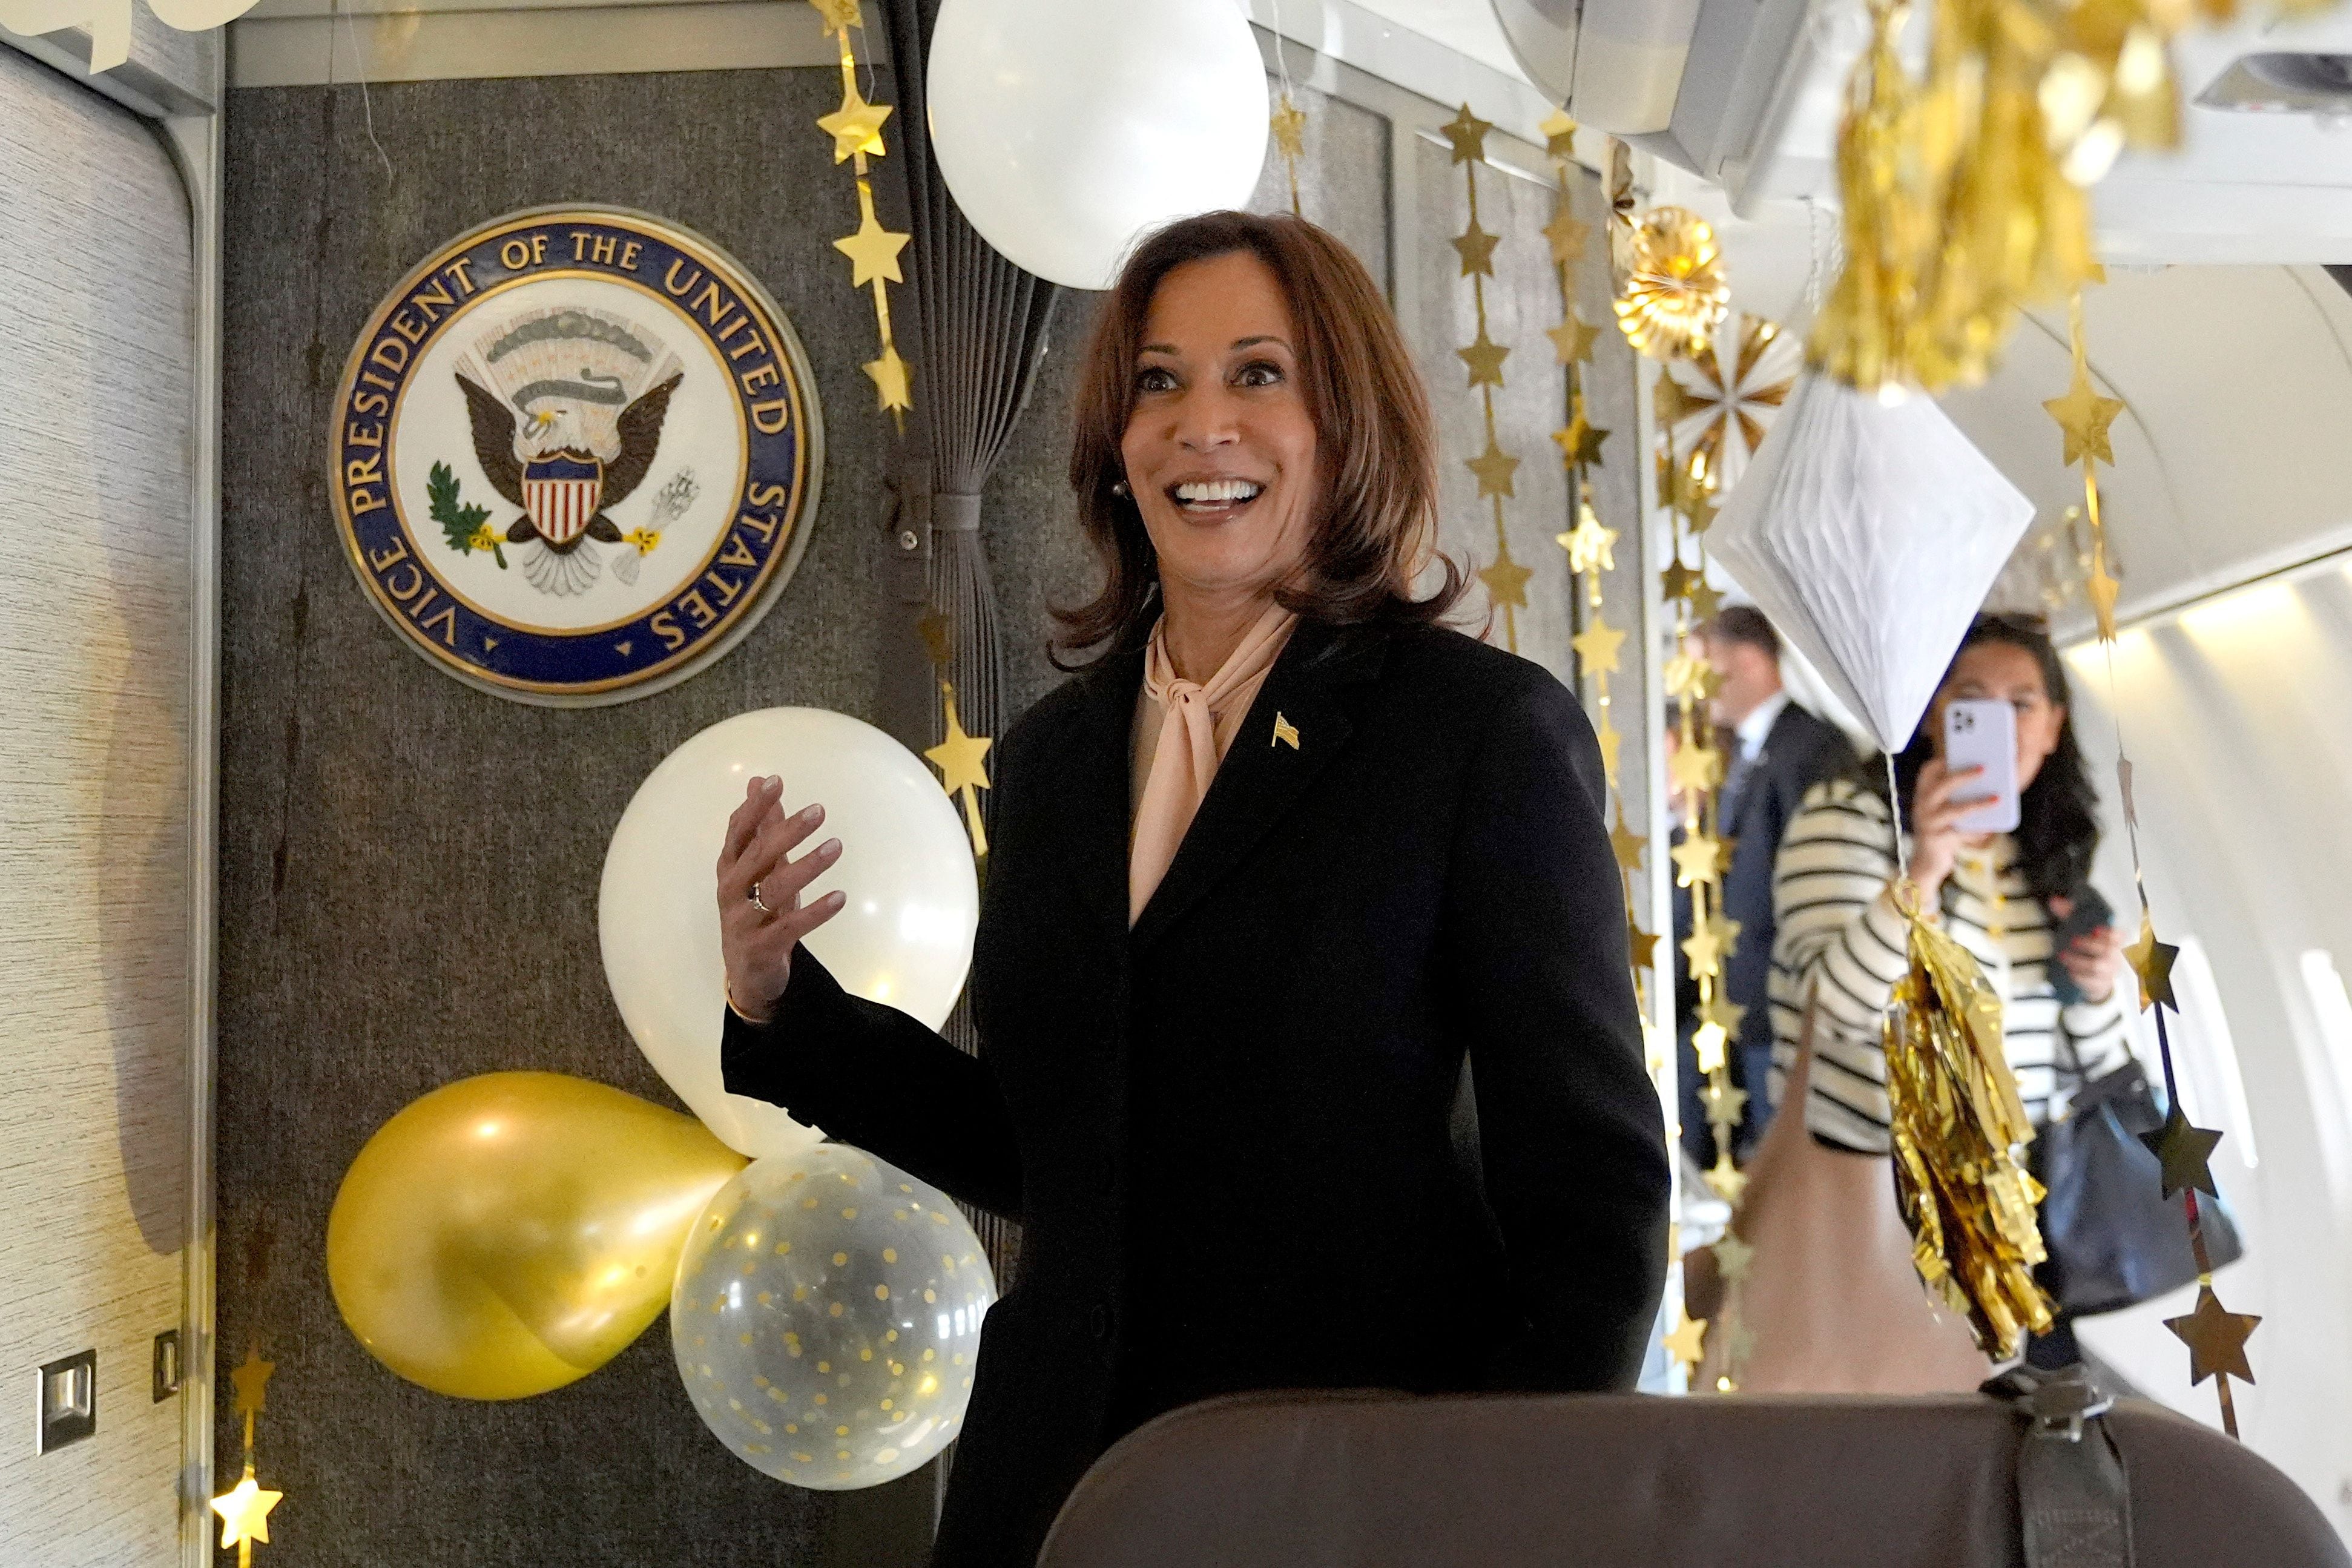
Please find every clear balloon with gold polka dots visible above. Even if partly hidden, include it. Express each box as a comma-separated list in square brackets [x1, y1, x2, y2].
[670, 1142, 995, 1488]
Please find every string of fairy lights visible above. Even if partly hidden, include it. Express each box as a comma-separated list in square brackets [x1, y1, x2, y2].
[2047, 287, 2256, 1432]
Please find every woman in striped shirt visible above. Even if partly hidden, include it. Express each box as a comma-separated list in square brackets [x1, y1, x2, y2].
[1768, 614, 2133, 1160]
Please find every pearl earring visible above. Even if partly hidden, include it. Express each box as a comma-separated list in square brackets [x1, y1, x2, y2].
[1111, 479, 1130, 498]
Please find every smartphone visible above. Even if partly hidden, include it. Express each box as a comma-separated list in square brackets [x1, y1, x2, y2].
[1943, 698, 2020, 834]
[2048, 883, 2116, 1006]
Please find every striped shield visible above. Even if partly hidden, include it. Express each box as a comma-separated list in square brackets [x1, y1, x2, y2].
[521, 453, 604, 545]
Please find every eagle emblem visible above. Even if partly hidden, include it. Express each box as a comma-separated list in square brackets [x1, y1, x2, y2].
[330, 206, 819, 704]
[453, 306, 685, 596]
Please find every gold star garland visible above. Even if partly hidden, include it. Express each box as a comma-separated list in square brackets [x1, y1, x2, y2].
[211, 1347, 285, 1564]
[1445, 105, 1533, 654]
[2052, 287, 2253, 1434]
[811, 1, 912, 423]
[915, 613, 993, 864]
[1272, 93, 1307, 218]
[1546, 117, 1724, 1395]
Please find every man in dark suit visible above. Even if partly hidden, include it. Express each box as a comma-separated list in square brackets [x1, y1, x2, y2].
[1687, 606, 1854, 1163]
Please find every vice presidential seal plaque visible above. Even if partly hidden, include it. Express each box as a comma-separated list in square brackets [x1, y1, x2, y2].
[331, 206, 822, 703]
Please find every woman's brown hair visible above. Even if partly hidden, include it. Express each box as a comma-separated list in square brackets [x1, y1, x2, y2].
[1053, 210, 1466, 666]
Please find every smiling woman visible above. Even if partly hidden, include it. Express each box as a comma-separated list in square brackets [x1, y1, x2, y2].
[714, 209, 1668, 1568]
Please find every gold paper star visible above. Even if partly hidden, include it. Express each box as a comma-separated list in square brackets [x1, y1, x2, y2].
[1270, 95, 1307, 160]
[1441, 102, 1492, 164]
[2124, 913, 2178, 1012]
[2087, 547, 2120, 642]
[817, 88, 891, 162]
[1693, 1020, 1729, 1073]
[1669, 741, 1724, 794]
[211, 1470, 283, 1550]
[2164, 1285, 2259, 1386]
[834, 206, 911, 288]
[807, 0, 861, 33]
[1662, 651, 1716, 702]
[1713, 1231, 1756, 1283]
[1705, 912, 1742, 959]
[1609, 808, 1648, 872]
[1542, 204, 1590, 265]
[1572, 614, 1626, 676]
[1552, 412, 1610, 467]
[1661, 560, 1699, 604]
[1457, 327, 1509, 387]
[1595, 714, 1623, 782]
[863, 342, 912, 413]
[2043, 367, 2126, 468]
[1687, 577, 1725, 622]
[1678, 487, 1720, 535]
[1478, 540, 1532, 609]
[1704, 1155, 1748, 1204]
[924, 689, 992, 797]
[229, 1350, 275, 1420]
[1663, 1312, 1708, 1367]
[1682, 923, 1725, 980]
[1627, 922, 1659, 967]
[1701, 992, 1747, 1038]
[1702, 1079, 1750, 1129]
[1538, 107, 1578, 159]
[1464, 440, 1520, 499]
[1452, 219, 1500, 277]
[2141, 1108, 2224, 1199]
[1547, 312, 1600, 364]
[1558, 510, 1618, 576]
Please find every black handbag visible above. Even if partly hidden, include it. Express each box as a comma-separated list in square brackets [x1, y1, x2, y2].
[2033, 1055, 2245, 1318]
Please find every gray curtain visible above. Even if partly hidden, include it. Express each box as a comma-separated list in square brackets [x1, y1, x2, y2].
[878, 0, 1061, 1284]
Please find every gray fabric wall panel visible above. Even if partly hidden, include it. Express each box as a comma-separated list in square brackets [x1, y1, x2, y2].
[217, 70, 913, 1566]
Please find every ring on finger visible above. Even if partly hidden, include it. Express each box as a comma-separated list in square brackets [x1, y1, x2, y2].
[749, 881, 774, 915]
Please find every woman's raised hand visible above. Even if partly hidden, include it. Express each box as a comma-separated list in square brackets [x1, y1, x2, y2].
[716, 776, 846, 1024]
[2047, 895, 2123, 1007]
[1905, 758, 1985, 902]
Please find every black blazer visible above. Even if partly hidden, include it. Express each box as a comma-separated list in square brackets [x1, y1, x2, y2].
[722, 618, 1669, 1568]
[1719, 700, 1854, 1067]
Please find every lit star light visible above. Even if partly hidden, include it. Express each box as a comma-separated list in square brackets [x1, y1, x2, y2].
[1559, 509, 1618, 576]
[211, 1469, 284, 1552]
[1682, 923, 1725, 981]
[1671, 833, 1726, 889]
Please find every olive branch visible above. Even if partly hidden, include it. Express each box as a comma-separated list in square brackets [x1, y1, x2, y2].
[428, 461, 506, 568]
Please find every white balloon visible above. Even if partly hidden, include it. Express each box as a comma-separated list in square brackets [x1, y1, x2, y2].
[927, 0, 1271, 290]
[671, 1145, 996, 1489]
[599, 708, 978, 1158]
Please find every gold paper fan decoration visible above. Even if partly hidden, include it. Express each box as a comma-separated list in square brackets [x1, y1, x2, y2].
[1663, 311, 1800, 496]
[1613, 207, 1730, 361]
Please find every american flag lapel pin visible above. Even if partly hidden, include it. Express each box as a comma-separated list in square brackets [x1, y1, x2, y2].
[1271, 711, 1300, 750]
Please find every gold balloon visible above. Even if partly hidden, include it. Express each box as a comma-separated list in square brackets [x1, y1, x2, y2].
[328, 1072, 745, 1400]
